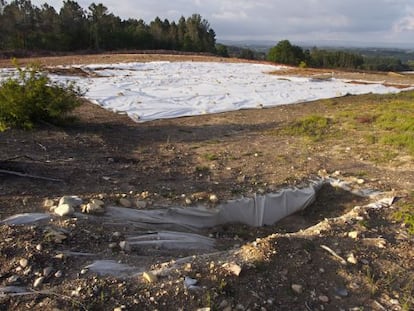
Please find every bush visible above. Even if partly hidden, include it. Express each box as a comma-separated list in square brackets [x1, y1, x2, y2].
[0, 62, 83, 131]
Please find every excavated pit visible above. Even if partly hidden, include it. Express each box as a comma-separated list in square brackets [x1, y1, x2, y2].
[0, 179, 383, 279]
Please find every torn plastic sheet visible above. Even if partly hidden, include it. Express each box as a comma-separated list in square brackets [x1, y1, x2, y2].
[104, 180, 322, 229]
[0, 213, 51, 226]
[127, 231, 216, 250]
[84, 260, 140, 277]
[0, 286, 31, 297]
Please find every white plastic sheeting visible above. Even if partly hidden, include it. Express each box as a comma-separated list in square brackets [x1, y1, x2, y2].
[127, 231, 216, 250]
[84, 260, 139, 277]
[104, 181, 321, 229]
[1, 62, 407, 123]
[0, 213, 51, 225]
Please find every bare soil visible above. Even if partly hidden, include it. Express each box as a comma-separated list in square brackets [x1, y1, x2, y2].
[0, 54, 413, 311]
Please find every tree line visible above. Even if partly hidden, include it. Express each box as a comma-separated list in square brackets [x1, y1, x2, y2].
[267, 40, 411, 72]
[0, 0, 216, 53]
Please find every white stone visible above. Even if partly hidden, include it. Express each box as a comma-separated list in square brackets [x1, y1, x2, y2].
[348, 231, 359, 239]
[209, 194, 219, 203]
[19, 258, 28, 268]
[54, 203, 75, 217]
[291, 284, 303, 294]
[143, 271, 158, 283]
[54, 270, 63, 278]
[33, 276, 45, 288]
[85, 202, 105, 215]
[43, 199, 55, 209]
[347, 253, 358, 265]
[319, 295, 329, 303]
[59, 196, 82, 208]
[223, 262, 242, 276]
[119, 241, 131, 252]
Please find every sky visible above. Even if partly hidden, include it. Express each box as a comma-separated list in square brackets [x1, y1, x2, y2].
[29, 0, 414, 48]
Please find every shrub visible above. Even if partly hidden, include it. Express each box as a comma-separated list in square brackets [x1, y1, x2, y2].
[0, 62, 83, 131]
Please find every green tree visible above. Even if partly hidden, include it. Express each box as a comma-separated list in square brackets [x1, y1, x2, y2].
[215, 44, 229, 57]
[59, 0, 88, 50]
[267, 40, 305, 66]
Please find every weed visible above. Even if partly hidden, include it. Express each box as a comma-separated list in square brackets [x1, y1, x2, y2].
[204, 153, 219, 161]
[364, 266, 379, 296]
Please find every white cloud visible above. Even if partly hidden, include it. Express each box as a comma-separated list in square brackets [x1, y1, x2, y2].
[394, 10, 414, 32]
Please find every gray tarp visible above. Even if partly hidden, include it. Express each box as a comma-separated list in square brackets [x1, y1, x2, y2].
[104, 180, 322, 229]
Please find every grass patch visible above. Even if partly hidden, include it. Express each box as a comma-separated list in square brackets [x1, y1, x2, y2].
[203, 153, 219, 161]
[393, 193, 414, 235]
[282, 115, 331, 141]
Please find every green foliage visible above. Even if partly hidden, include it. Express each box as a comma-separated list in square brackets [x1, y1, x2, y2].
[266, 40, 408, 71]
[0, 62, 82, 131]
[309, 48, 364, 69]
[267, 40, 305, 66]
[283, 115, 331, 141]
[0, 1, 216, 53]
[215, 44, 229, 57]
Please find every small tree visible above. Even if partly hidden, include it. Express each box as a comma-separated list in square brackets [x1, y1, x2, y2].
[0, 62, 82, 131]
[267, 40, 305, 66]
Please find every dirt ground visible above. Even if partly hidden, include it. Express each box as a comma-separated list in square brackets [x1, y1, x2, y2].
[0, 54, 413, 311]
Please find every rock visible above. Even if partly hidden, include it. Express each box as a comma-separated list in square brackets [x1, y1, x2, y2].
[54, 203, 74, 217]
[356, 178, 365, 185]
[223, 262, 242, 276]
[119, 241, 131, 252]
[59, 196, 82, 208]
[143, 271, 158, 283]
[36, 244, 43, 251]
[54, 270, 63, 278]
[43, 199, 55, 209]
[23, 267, 32, 275]
[184, 276, 198, 288]
[209, 194, 219, 203]
[7, 275, 19, 284]
[112, 232, 122, 238]
[91, 199, 105, 206]
[84, 202, 105, 215]
[291, 284, 303, 294]
[19, 258, 29, 268]
[135, 200, 147, 208]
[319, 295, 330, 303]
[347, 253, 358, 265]
[108, 242, 118, 250]
[335, 288, 349, 297]
[80, 268, 88, 275]
[348, 231, 359, 239]
[43, 267, 53, 278]
[114, 306, 126, 311]
[33, 276, 45, 288]
[218, 300, 229, 309]
[185, 198, 192, 205]
[44, 228, 67, 243]
[119, 198, 132, 208]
